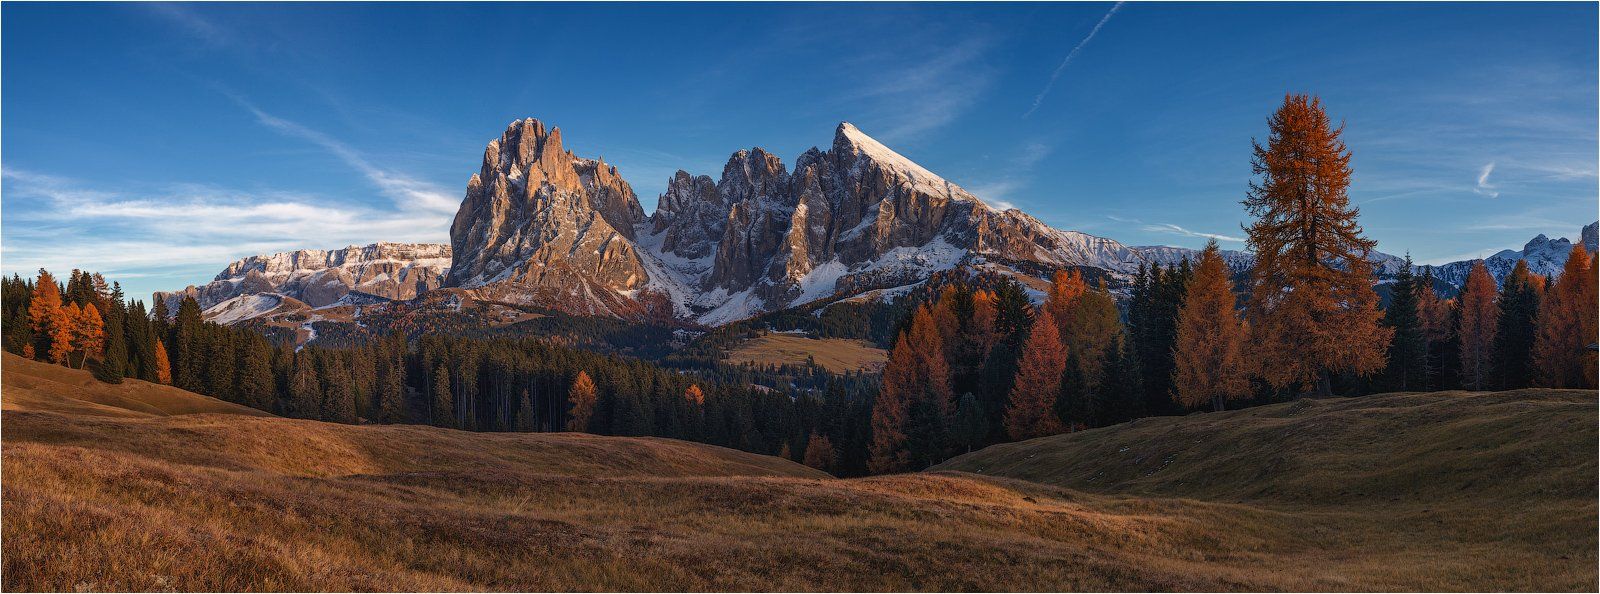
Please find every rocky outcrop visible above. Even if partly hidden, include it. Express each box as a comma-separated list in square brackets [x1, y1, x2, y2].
[1428, 221, 1599, 291]
[445, 118, 648, 317]
[154, 242, 451, 317]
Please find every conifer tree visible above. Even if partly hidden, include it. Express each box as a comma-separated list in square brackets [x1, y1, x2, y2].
[376, 351, 407, 424]
[153, 340, 173, 385]
[1090, 339, 1144, 426]
[566, 370, 597, 432]
[1378, 256, 1427, 392]
[1457, 262, 1498, 391]
[1173, 241, 1250, 411]
[1491, 260, 1541, 389]
[1005, 311, 1067, 440]
[236, 337, 276, 411]
[172, 297, 204, 391]
[290, 352, 323, 419]
[205, 328, 237, 401]
[1044, 269, 1087, 337]
[95, 299, 127, 383]
[802, 432, 836, 472]
[1061, 279, 1121, 387]
[684, 384, 705, 406]
[1532, 246, 1598, 388]
[1414, 266, 1454, 389]
[28, 269, 64, 362]
[869, 335, 917, 473]
[1242, 94, 1391, 395]
[952, 392, 988, 453]
[69, 303, 105, 369]
[320, 354, 358, 424]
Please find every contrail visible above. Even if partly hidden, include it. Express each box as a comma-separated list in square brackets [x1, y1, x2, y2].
[1023, 1, 1125, 118]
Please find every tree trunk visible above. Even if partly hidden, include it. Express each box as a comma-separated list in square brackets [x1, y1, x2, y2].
[1312, 371, 1333, 397]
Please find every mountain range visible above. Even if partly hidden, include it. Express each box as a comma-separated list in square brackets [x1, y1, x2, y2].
[157, 118, 1598, 329]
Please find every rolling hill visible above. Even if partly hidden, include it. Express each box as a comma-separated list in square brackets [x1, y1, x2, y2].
[4, 362, 1594, 591]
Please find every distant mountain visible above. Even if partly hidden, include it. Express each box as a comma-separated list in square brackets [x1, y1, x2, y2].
[158, 118, 1596, 330]
[155, 242, 450, 316]
[448, 118, 1147, 325]
[1424, 222, 1598, 292]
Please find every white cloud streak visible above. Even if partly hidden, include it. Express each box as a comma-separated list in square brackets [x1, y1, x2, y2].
[1474, 162, 1499, 198]
[1023, 1, 1125, 119]
[1141, 223, 1245, 243]
[225, 93, 460, 215]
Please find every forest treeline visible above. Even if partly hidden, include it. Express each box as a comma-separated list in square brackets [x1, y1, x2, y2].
[2, 94, 1594, 476]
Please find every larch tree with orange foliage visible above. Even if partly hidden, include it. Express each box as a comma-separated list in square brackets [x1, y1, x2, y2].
[1456, 262, 1499, 391]
[1005, 310, 1067, 440]
[1242, 94, 1391, 396]
[566, 371, 598, 432]
[1173, 241, 1249, 411]
[1532, 246, 1598, 388]
[684, 384, 705, 406]
[49, 303, 77, 366]
[869, 305, 953, 472]
[28, 269, 65, 363]
[70, 302, 106, 369]
[1061, 279, 1122, 389]
[802, 432, 835, 472]
[153, 341, 173, 385]
[1044, 269, 1087, 335]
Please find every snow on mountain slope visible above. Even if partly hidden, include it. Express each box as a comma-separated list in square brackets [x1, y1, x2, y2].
[155, 243, 450, 321]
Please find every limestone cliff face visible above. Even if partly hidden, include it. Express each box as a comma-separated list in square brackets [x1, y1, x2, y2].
[154, 242, 451, 316]
[445, 118, 648, 316]
[447, 119, 1153, 324]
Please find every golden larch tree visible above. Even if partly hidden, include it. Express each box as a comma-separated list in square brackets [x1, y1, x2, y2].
[969, 289, 1001, 359]
[1005, 310, 1067, 440]
[1532, 246, 1598, 388]
[1457, 262, 1499, 391]
[869, 335, 918, 473]
[802, 433, 835, 472]
[1045, 269, 1087, 339]
[1062, 279, 1122, 386]
[565, 371, 598, 432]
[153, 340, 173, 385]
[49, 303, 77, 366]
[28, 269, 64, 363]
[72, 302, 106, 369]
[684, 384, 705, 406]
[1173, 241, 1250, 411]
[1242, 94, 1391, 395]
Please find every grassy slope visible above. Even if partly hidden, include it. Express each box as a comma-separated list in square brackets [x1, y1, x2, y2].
[1, 353, 271, 418]
[723, 333, 888, 373]
[933, 390, 1598, 590]
[4, 360, 1595, 591]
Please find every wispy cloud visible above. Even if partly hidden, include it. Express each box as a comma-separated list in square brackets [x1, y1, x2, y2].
[145, 3, 231, 47]
[841, 36, 997, 143]
[967, 142, 1051, 209]
[1141, 223, 1245, 243]
[1, 169, 452, 294]
[1023, 1, 1125, 119]
[222, 92, 459, 215]
[1473, 162, 1499, 198]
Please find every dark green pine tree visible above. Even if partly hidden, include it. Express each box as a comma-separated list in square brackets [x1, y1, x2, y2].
[1491, 260, 1541, 390]
[236, 336, 276, 412]
[171, 297, 205, 391]
[952, 392, 988, 454]
[204, 327, 237, 401]
[431, 362, 454, 428]
[124, 301, 153, 381]
[1379, 256, 1427, 392]
[320, 353, 358, 424]
[93, 297, 129, 383]
[1055, 351, 1088, 430]
[1090, 338, 1145, 427]
[902, 397, 948, 469]
[978, 278, 1033, 440]
[3, 274, 34, 357]
[376, 347, 407, 424]
[289, 351, 322, 419]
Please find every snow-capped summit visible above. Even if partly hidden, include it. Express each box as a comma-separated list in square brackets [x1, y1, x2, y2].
[1426, 221, 1599, 290]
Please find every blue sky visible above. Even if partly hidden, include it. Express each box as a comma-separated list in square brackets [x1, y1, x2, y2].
[3, 2, 1596, 300]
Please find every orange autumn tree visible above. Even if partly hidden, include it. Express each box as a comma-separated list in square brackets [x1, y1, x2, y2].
[684, 384, 705, 406]
[1005, 310, 1066, 440]
[1044, 269, 1087, 335]
[1242, 94, 1390, 395]
[968, 289, 1001, 360]
[49, 303, 77, 366]
[70, 302, 106, 369]
[1173, 241, 1249, 411]
[869, 305, 953, 473]
[1457, 262, 1499, 391]
[565, 371, 597, 432]
[1532, 246, 1598, 388]
[28, 269, 65, 364]
[153, 340, 173, 385]
[802, 432, 835, 472]
[1061, 279, 1122, 387]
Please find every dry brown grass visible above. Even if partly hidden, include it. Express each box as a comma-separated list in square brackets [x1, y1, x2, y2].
[4, 361, 1595, 591]
[724, 333, 888, 373]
